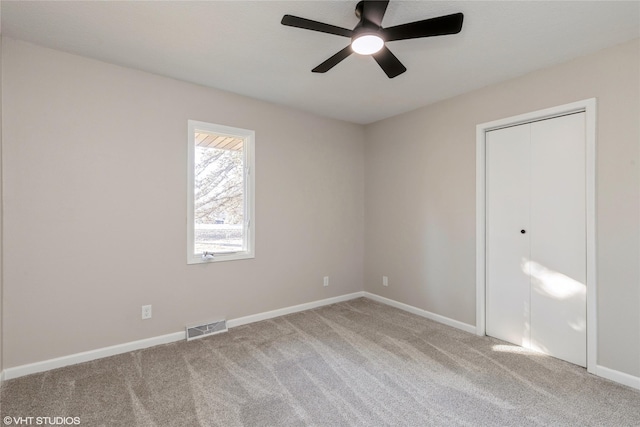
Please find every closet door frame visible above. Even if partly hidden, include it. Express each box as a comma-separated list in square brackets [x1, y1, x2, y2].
[475, 98, 597, 374]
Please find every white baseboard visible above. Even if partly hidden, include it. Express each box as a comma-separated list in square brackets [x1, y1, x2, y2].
[227, 291, 365, 328]
[595, 364, 640, 390]
[364, 292, 477, 335]
[3, 331, 185, 381]
[2, 291, 365, 381]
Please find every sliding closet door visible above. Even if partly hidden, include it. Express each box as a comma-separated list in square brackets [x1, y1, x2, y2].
[485, 124, 531, 346]
[529, 113, 586, 367]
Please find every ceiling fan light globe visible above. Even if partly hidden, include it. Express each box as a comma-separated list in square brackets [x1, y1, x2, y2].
[351, 34, 384, 55]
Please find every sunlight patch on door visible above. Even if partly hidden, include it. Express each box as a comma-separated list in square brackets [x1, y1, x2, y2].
[522, 259, 586, 300]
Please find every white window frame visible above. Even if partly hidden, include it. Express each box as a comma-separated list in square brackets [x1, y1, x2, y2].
[187, 120, 255, 264]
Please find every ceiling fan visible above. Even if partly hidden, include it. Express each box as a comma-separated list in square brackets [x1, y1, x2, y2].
[281, 0, 463, 78]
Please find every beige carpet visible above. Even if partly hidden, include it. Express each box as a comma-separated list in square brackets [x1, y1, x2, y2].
[1, 298, 639, 426]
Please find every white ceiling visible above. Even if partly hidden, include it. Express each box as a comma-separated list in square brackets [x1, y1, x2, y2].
[1, 1, 638, 124]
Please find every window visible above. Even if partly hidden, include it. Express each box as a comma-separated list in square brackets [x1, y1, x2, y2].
[187, 120, 254, 264]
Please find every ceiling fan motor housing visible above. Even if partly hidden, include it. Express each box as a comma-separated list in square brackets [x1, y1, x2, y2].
[352, 21, 382, 40]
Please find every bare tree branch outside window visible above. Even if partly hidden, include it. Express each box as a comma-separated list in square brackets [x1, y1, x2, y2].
[193, 134, 244, 253]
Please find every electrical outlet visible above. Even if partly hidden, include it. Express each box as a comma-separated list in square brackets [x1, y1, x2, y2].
[383, 276, 389, 287]
[142, 305, 152, 320]
[323, 276, 329, 287]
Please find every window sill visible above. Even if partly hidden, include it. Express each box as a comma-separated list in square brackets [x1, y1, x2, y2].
[187, 251, 254, 265]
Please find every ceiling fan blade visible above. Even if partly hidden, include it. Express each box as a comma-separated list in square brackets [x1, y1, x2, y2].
[281, 15, 353, 38]
[312, 46, 354, 73]
[372, 46, 406, 78]
[362, 0, 389, 27]
[383, 13, 464, 42]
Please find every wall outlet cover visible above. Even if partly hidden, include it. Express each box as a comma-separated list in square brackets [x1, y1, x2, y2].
[142, 305, 152, 319]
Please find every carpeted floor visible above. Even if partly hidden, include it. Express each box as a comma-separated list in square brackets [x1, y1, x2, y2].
[1, 297, 639, 426]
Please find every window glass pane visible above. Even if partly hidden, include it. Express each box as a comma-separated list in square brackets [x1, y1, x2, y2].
[194, 131, 244, 254]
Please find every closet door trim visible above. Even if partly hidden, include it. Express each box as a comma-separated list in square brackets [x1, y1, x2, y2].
[475, 98, 597, 374]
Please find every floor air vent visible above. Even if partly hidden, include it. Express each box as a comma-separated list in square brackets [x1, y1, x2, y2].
[186, 319, 227, 341]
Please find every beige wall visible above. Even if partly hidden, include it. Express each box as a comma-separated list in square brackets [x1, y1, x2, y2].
[364, 39, 640, 376]
[1, 38, 365, 368]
